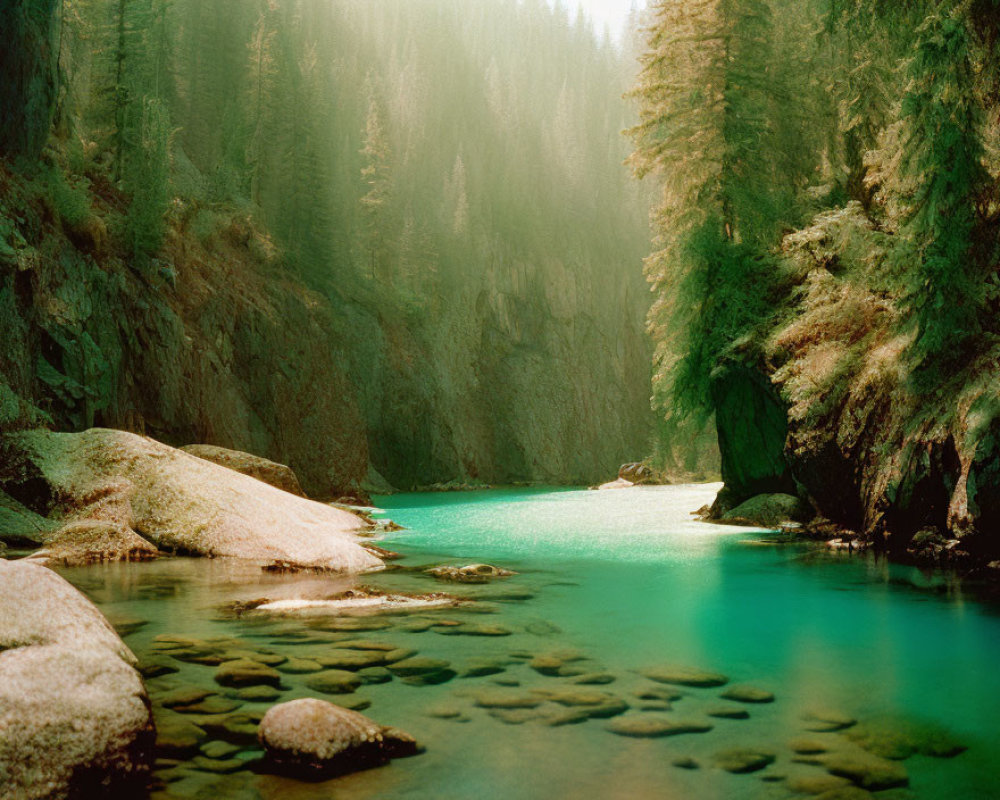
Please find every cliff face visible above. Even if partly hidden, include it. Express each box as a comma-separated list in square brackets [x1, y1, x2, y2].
[0, 0, 59, 158]
[0, 0, 653, 494]
[0, 164, 370, 497]
[714, 204, 1000, 563]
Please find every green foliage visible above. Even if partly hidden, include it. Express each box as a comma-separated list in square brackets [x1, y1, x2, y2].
[628, 0, 814, 425]
[39, 164, 91, 227]
[895, 10, 988, 375]
[122, 95, 171, 259]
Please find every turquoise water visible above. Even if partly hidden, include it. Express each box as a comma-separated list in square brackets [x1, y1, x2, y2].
[60, 485, 1000, 799]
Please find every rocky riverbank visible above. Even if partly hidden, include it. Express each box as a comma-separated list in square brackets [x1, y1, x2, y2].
[0, 428, 381, 571]
[703, 205, 1000, 577]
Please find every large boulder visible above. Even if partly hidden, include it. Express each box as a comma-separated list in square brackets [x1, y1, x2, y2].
[0, 428, 382, 571]
[720, 493, 812, 528]
[618, 462, 657, 485]
[258, 698, 420, 778]
[0, 560, 154, 799]
[180, 444, 306, 497]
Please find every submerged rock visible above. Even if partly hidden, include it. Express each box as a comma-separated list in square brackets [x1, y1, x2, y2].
[823, 753, 909, 790]
[0, 428, 380, 571]
[0, 560, 155, 798]
[258, 698, 420, 778]
[639, 665, 729, 688]
[712, 748, 776, 774]
[605, 715, 712, 738]
[802, 709, 858, 733]
[842, 716, 966, 760]
[426, 563, 517, 583]
[305, 670, 363, 695]
[720, 685, 775, 704]
[214, 659, 283, 689]
[180, 443, 306, 496]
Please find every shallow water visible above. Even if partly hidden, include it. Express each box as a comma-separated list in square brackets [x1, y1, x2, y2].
[59, 485, 1000, 799]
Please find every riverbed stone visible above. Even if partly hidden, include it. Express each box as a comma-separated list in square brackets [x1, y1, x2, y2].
[358, 667, 393, 685]
[200, 741, 242, 760]
[400, 669, 458, 686]
[802, 709, 857, 732]
[823, 753, 909, 790]
[315, 649, 396, 670]
[543, 708, 593, 726]
[306, 670, 362, 695]
[789, 737, 831, 755]
[639, 665, 729, 688]
[198, 712, 263, 746]
[435, 622, 513, 636]
[842, 717, 966, 760]
[786, 773, 853, 793]
[474, 690, 545, 709]
[337, 639, 400, 651]
[160, 687, 218, 709]
[673, 757, 700, 770]
[0, 560, 155, 798]
[713, 748, 776, 774]
[174, 696, 243, 715]
[458, 658, 507, 678]
[388, 657, 451, 677]
[635, 686, 684, 702]
[258, 698, 420, 778]
[235, 685, 283, 702]
[536, 689, 622, 708]
[488, 708, 540, 725]
[426, 564, 516, 583]
[155, 713, 207, 759]
[606, 715, 713, 738]
[571, 672, 616, 685]
[214, 659, 283, 689]
[529, 655, 566, 676]
[278, 657, 323, 674]
[707, 705, 750, 720]
[721, 685, 775, 703]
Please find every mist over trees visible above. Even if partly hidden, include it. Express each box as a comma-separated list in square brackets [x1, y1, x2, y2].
[23, 0, 655, 487]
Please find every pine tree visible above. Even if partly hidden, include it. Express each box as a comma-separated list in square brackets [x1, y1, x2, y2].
[627, 0, 794, 421]
[895, 8, 988, 374]
[359, 91, 392, 281]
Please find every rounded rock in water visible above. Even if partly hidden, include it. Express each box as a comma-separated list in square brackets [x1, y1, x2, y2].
[258, 698, 421, 778]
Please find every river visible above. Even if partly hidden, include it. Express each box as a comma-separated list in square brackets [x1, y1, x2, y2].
[59, 484, 1000, 799]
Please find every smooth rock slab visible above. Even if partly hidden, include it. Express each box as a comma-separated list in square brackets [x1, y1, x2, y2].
[258, 698, 420, 778]
[605, 715, 713, 738]
[3, 429, 380, 571]
[639, 665, 729, 688]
